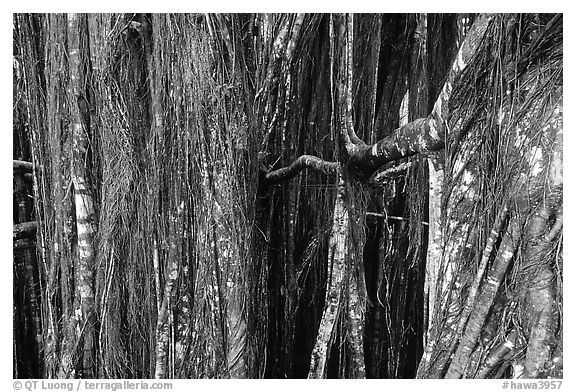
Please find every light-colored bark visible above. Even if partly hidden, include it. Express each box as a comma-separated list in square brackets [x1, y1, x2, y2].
[422, 157, 444, 349]
[308, 176, 348, 378]
[522, 267, 557, 378]
[514, 99, 562, 378]
[331, 13, 365, 158]
[153, 201, 185, 378]
[143, 15, 179, 379]
[347, 265, 366, 378]
[154, 243, 180, 379]
[226, 288, 248, 378]
[259, 13, 305, 100]
[445, 217, 521, 379]
[455, 204, 509, 342]
[67, 12, 98, 378]
[265, 155, 339, 183]
[520, 193, 562, 378]
[432, 202, 511, 377]
[416, 16, 496, 373]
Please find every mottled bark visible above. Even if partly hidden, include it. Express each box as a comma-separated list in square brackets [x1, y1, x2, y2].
[154, 244, 180, 379]
[522, 268, 558, 378]
[67, 13, 98, 379]
[441, 203, 510, 371]
[445, 216, 521, 379]
[226, 289, 248, 378]
[520, 196, 562, 378]
[369, 162, 413, 184]
[422, 157, 444, 349]
[331, 14, 366, 158]
[273, 15, 492, 182]
[261, 14, 305, 94]
[308, 177, 347, 378]
[347, 266, 366, 378]
[265, 155, 339, 183]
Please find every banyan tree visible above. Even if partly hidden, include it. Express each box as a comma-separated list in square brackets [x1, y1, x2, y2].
[13, 13, 562, 379]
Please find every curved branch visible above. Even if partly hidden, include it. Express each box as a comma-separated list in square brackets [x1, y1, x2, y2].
[265, 155, 340, 184]
[353, 117, 444, 172]
[331, 14, 366, 159]
[13, 159, 35, 172]
[349, 14, 494, 174]
[368, 161, 414, 184]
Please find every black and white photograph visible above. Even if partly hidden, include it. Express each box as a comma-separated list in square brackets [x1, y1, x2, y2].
[12, 12, 563, 382]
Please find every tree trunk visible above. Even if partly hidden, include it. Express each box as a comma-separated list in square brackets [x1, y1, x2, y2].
[445, 216, 521, 378]
[308, 176, 347, 378]
[67, 13, 98, 378]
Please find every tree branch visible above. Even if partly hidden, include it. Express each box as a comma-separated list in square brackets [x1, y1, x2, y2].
[331, 14, 366, 160]
[369, 161, 414, 184]
[349, 14, 494, 174]
[13, 159, 35, 172]
[265, 155, 340, 184]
